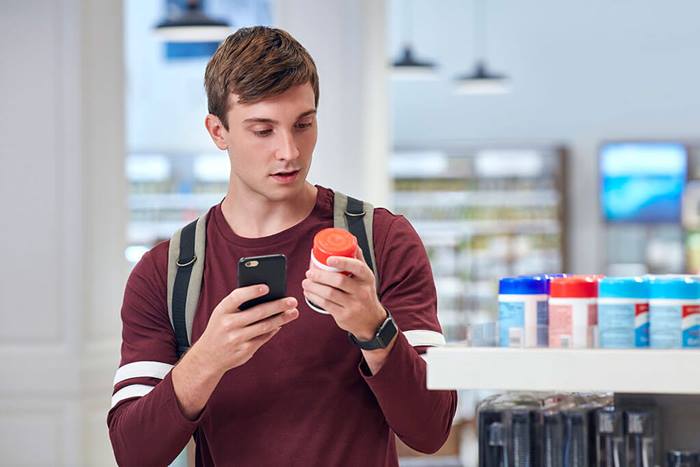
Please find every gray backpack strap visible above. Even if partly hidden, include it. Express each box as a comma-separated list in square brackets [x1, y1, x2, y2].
[167, 213, 208, 359]
[333, 191, 379, 288]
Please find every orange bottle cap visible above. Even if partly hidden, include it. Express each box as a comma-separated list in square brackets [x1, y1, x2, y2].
[312, 228, 357, 265]
[550, 275, 602, 298]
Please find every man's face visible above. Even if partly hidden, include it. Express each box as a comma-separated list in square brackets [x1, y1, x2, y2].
[217, 83, 318, 202]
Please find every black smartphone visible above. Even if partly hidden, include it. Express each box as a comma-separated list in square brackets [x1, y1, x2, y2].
[237, 254, 287, 311]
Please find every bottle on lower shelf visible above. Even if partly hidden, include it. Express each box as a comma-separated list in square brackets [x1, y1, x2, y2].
[475, 392, 667, 467]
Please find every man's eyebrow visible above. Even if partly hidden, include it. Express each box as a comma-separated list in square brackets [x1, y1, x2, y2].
[297, 109, 317, 119]
[242, 109, 316, 125]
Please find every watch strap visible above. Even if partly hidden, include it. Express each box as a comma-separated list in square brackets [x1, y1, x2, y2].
[348, 313, 398, 350]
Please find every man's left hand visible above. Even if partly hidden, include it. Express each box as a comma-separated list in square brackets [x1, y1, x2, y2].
[301, 247, 387, 341]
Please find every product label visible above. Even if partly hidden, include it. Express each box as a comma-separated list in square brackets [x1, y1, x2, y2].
[499, 301, 524, 347]
[537, 300, 549, 346]
[588, 304, 597, 326]
[598, 303, 635, 348]
[682, 305, 700, 348]
[587, 304, 598, 348]
[634, 303, 650, 347]
[650, 304, 682, 349]
[549, 302, 596, 348]
[548, 304, 572, 348]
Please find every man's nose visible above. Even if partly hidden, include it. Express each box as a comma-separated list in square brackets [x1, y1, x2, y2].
[275, 131, 300, 161]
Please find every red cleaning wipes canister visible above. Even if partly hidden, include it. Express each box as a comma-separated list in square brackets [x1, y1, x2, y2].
[306, 228, 358, 314]
[548, 275, 600, 348]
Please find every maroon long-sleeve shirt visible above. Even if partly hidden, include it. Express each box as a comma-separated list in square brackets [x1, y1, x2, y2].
[107, 186, 457, 466]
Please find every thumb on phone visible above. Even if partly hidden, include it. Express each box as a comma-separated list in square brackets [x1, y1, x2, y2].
[213, 284, 269, 315]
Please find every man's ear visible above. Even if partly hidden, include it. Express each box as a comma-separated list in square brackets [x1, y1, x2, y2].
[205, 114, 229, 150]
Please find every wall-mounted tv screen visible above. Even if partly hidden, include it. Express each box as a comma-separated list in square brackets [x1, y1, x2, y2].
[600, 142, 687, 223]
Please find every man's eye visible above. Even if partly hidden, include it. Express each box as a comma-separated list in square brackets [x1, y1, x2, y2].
[295, 122, 312, 130]
[254, 129, 273, 137]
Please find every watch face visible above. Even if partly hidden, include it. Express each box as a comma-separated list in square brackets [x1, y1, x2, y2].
[377, 316, 397, 347]
[349, 313, 396, 350]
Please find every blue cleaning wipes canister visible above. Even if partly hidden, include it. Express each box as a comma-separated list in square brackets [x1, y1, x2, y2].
[498, 276, 549, 348]
[598, 277, 649, 348]
[649, 275, 700, 349]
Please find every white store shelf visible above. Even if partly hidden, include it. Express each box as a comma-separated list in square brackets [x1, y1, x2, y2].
[425, 347, 700, 395]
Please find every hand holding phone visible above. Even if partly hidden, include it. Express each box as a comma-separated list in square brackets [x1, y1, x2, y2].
[237, 254, 287, 310]
[188, 254, 296, 376]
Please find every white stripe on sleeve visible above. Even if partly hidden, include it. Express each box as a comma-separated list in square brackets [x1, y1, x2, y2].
[111, 384, 155, 409]
[113, 361, 174, 385]
[403, 330, 446, 347]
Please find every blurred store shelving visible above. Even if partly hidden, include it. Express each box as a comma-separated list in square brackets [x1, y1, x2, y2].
[126, 152, 229, 264]
[390, 146, 568, 342]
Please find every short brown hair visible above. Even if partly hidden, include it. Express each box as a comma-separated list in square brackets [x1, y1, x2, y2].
[204, 26, 320, 129]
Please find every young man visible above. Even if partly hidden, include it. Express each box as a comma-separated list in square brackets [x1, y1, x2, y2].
[108, 26, 456, 466]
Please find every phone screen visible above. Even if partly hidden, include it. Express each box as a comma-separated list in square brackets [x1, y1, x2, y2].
[237, 254, 287, 310]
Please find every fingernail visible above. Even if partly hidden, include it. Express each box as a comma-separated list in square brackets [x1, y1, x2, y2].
[286, 298, 296, 306]
[327, 258, 337, 266]
[306, 270, 314, 279]
[259, 285, 268, 293]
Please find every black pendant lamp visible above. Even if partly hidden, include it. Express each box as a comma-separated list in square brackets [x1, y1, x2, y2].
[392, 45, 437, 78]
[154, 0, 232, 43]
[455, 0, 510, 94]
[391, 0, 437, 79]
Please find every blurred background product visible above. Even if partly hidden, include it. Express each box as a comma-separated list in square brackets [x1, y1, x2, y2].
[474, 392, 700, 467]
[548, 275, 599, 349]
[477, 392, 618, 467]
[666, 451, 700, 467]
[625, 410, 657, 467]
[648, 276, 700, 349]
[496, 275, 550, 348]
[598, 277, 650, 349]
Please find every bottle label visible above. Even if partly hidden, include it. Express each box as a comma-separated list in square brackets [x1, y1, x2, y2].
[599, 303, 635, 348]
[682, 305, 700, 348]
[634, 303, 650, 347]
[499, 301, 524, 347]
[650, 304, 682, 348]
[537, 300, 549, 347]
[549, 302, 596, 348]
[549, 303, 572, 348]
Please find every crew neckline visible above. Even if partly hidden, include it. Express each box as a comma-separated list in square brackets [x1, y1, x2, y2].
[211, 185, 333, 248]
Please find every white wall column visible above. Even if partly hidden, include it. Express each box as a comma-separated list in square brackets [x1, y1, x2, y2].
[274, 0, 390, 206]
[0, 0, 126, 465]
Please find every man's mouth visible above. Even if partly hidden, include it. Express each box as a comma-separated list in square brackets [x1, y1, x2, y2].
[271, 169, 300, 176]
[270, 169, 301, 183]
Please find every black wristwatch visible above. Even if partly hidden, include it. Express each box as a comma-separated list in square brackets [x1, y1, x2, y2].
[348, 311, 398, 350]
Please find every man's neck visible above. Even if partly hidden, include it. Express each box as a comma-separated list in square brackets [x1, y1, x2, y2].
[220, 182, 318, 238]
